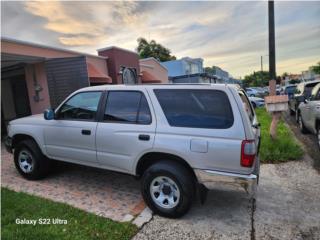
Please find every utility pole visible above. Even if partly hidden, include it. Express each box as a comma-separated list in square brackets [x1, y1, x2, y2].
[268, 0, 281, 139]
[269, 0, 276, 84]
[261, 56, 263, 72]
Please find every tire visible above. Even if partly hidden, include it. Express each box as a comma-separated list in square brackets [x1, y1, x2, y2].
[251, 102, 257, 108]
[141, 161, 195, 218]
[250, 94, 255, 97]
[298, 114, 308, 134]
[14, 139, 50, 180]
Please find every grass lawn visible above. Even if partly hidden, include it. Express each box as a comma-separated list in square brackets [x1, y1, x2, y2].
[255, 107, 304, 163]
[1, 188, 138, 240]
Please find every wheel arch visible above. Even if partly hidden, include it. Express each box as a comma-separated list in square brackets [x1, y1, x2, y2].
[12, 134, 45, 155]
[135, 152, 197, 182]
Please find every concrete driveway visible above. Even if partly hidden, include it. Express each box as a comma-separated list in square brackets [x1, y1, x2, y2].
[134, 154, 320, 240]
[2, 145, 320, 239]
[1, 145, 145, 222]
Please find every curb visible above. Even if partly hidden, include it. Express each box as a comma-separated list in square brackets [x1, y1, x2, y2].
[132, 207, 153, 228]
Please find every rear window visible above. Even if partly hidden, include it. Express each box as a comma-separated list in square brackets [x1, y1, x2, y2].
[154, 89, 234, 129]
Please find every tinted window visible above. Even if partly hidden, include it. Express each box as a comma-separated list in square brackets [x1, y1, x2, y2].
[239, 91, 254, 122]
[57, 92, 102, 120]
[154, 89, 233, 129]
[104, 91, 151, 124]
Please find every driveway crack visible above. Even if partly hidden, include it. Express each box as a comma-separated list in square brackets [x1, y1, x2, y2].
[250, 197, 256, 240]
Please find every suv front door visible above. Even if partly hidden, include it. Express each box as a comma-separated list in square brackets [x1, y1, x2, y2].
[96, 90, 156, 173]
[44, 91, 102, 164]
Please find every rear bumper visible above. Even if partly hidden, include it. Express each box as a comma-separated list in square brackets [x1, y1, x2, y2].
[195, 169, 257, 196]
[4, 136, 13, 153]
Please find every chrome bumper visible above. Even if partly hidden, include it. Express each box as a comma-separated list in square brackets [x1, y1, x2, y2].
[195, 169, 257, 196]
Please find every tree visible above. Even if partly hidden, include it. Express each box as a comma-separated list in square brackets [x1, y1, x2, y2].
[204, 66, 220, 75]
[242, 71, 270, 87]
[311, 61, 320, 74]
[136, 38, 176, 62]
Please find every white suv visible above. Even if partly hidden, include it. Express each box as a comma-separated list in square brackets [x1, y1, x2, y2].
[5, 84, 260, 218]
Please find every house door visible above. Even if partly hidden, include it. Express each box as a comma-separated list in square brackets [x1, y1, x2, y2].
[11, 75, 31, 118]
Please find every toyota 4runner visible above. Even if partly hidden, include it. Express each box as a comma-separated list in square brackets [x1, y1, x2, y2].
[5, 84, 260, 218]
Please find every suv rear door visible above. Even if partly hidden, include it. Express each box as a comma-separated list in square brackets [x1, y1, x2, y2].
[151, 87, 252, 175]
[95, 90, 156, 173]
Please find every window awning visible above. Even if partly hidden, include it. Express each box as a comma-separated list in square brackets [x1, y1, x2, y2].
[141, 70, 162, 83]
[87, 63, 112, 83]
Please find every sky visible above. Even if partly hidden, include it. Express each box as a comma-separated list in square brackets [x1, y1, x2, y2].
[1, 1, 319, 78]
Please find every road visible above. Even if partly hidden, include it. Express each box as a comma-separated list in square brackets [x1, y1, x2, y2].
[133, 154, 320, 240]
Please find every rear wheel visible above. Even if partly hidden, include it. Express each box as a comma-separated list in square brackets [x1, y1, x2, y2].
[14, 140, 50, 180]
[251, 102, 256, 108]
[141, 161, 195, 218]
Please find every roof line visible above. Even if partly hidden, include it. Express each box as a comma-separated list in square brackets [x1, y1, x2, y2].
[139, 57, 168, 71]
[1, 37, 108, 60]
[97, 45, 138, 55]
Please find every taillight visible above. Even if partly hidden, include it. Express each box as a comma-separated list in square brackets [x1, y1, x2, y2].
[241, 140, 256, 167]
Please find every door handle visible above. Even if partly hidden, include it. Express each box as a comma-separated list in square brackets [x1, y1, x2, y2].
[139, 134, 150, 141]
[81, 129, 91, 135]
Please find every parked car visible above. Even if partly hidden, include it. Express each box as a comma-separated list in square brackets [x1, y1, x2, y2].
[249, 96, 265, 108]
[246, 88, 259, 97]
[289, 80, 320, 121]
[283, 84, 297, 99]
[297, 83, 320, 149]
[5, 84, 260, 218]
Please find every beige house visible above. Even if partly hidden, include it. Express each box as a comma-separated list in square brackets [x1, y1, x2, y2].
[139, 57, 168, 84]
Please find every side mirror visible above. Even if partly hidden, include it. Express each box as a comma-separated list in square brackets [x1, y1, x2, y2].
[44, 109, 55, 120]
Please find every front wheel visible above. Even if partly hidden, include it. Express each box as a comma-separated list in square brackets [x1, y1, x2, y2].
[14, 140, 50, 180]
[141, 161, 195, 218]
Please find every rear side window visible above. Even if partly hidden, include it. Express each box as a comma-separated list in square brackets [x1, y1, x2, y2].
[104, 91, 151, 124]
[239, 91, 254, 122]
[154, 89, 234, 129]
